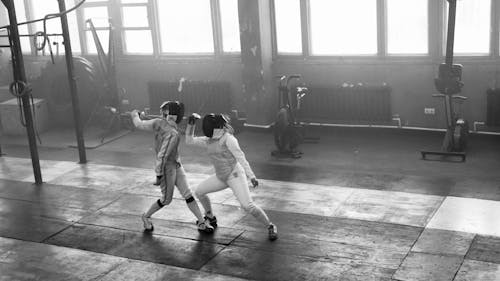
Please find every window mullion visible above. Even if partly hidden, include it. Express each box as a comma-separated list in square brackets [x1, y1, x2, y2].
[300, 0, 309, 57]
[491, 0, 499, 57]
[149, 0, 160, 57]
[376, 0, 386, 57]
[211, 0, 222, 56]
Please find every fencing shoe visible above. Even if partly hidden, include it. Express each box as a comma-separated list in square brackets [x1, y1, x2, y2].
[141, 213, 154, 231]
[197, 220, 215, 233]
[268, 223, 278, 241]
[204, 215, 218, 228]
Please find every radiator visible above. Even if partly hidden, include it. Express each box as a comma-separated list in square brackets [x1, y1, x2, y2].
[299, 84, 392, 123]
[148, 81, 232, 114]
[487, 88, 500, 126]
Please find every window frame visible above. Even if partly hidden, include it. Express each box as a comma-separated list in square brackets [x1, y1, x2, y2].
[442, 0, 493, 57]
[17, 0, 240, 59]
[270, 0, 499, 63]
[118, 1, 154, 55]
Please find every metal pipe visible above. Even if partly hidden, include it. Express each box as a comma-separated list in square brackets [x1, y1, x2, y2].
[473, 121, 485, 132]
[4, 0, 43, 183]
[245, 121, 500, 136]
[58, 0, 87, 163]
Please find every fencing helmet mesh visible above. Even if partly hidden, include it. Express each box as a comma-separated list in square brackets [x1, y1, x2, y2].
[202, 113, 228, 138]
[160, 101, 185, 123]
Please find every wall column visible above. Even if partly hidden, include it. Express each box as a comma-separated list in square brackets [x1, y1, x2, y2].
[238, 0, 274, 126]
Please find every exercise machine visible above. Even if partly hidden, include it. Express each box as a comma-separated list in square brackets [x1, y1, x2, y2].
[421, 0, 468, 162]
[271, 74, 317, 159]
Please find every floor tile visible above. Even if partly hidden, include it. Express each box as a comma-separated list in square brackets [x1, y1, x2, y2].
[454, 259, 500, 281]
[466, 235, 500, 264]
[46, 223, 225, 270]
[222, 179, 353, 217]
[0, 197, 92, 222]
[79, 211, 244, 245]
[392, 252, 463, 281]
[202, 246, 395, 281]
[0, 179, 122, 211]
[98, 259, 251, 281]
[333, 189, 444, 227]
[427, 197, 500, 237]
[235, 210, 421, 251]
[411, 229, 474, 256]
[0, 236, 125, 281]
[0, 215, 71, 243]
[232, 230, 407, 270]
[0, 157, 80, 183]
[101, 194, 248, 227]
[48, 163, 152, 192]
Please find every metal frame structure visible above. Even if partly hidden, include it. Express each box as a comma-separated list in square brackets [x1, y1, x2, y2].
[0, 0, 87, 184]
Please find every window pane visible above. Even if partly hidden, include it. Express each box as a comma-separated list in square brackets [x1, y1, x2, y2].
[31, 0, 81, 54]
[86, 30, 109, 54]
[122, 6, 149, 27]
[310, 0, 377, 55]
[9, 0, 31, 53]
[83, 6, 109, 28]
[33, 0, 62, 34]
[157, 0, 214, 53]
[219, 0, 240, 53]
[274, 0, 302, 54]
[446, 0, 490, 54]
[123, 30, 153, 54]
[65, 0, 82, 53]
[387, 0, 428, 55]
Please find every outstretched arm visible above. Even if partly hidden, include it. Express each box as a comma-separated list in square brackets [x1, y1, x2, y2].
[131, 110, 158, 131]
[225, 134, 256, 180]
[185, 123, 209, 148]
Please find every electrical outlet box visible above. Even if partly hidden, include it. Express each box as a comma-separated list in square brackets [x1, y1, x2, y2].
[424, 108, 435, 115]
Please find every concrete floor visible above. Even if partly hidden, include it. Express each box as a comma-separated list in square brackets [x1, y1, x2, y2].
[0, 126, 499, 280]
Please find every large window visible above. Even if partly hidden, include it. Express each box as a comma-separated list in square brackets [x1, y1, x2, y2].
[447, 0, 491, 55]
[219, 0, 241, 53]
[120, 0, 153, 54]
[309, 0, 377, 55]
[157, 0, 214, 54]
[31, 0, 81, 54]
[387, 0, 428, 55]
[274, 0, 302, 54]
[2, 0, 32, 54]
[83, 4, 110, 54]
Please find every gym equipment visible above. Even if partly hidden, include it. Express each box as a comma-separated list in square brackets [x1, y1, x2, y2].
[421, 0, 468, 162]
[85, 18, 127, 143]
[271, 74, 318, 159]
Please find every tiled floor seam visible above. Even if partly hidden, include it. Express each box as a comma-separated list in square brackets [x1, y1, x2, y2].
[450, 234, 477, 281]
[389, 223, 426, 280]
[422, 195, 448, 229]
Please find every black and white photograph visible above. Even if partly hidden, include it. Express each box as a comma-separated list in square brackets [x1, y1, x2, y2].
[0, 0, 499, 280]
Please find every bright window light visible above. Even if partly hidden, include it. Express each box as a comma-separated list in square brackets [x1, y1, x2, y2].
[31, 0, 81, 54]
[157, 0, 214, 53]
[86, 30, 109, 54]
[122, 6, 149, 28]
[274, 0, 302, 54]
[219, 0, 240, 53]
[446, 0, 491, 55]
[4, 0, 32, 53]
[310, 0, 377, 55]
[124, 30, 153, 54]
[83, 6, 109, 28]
[387, 0, 428, 55]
